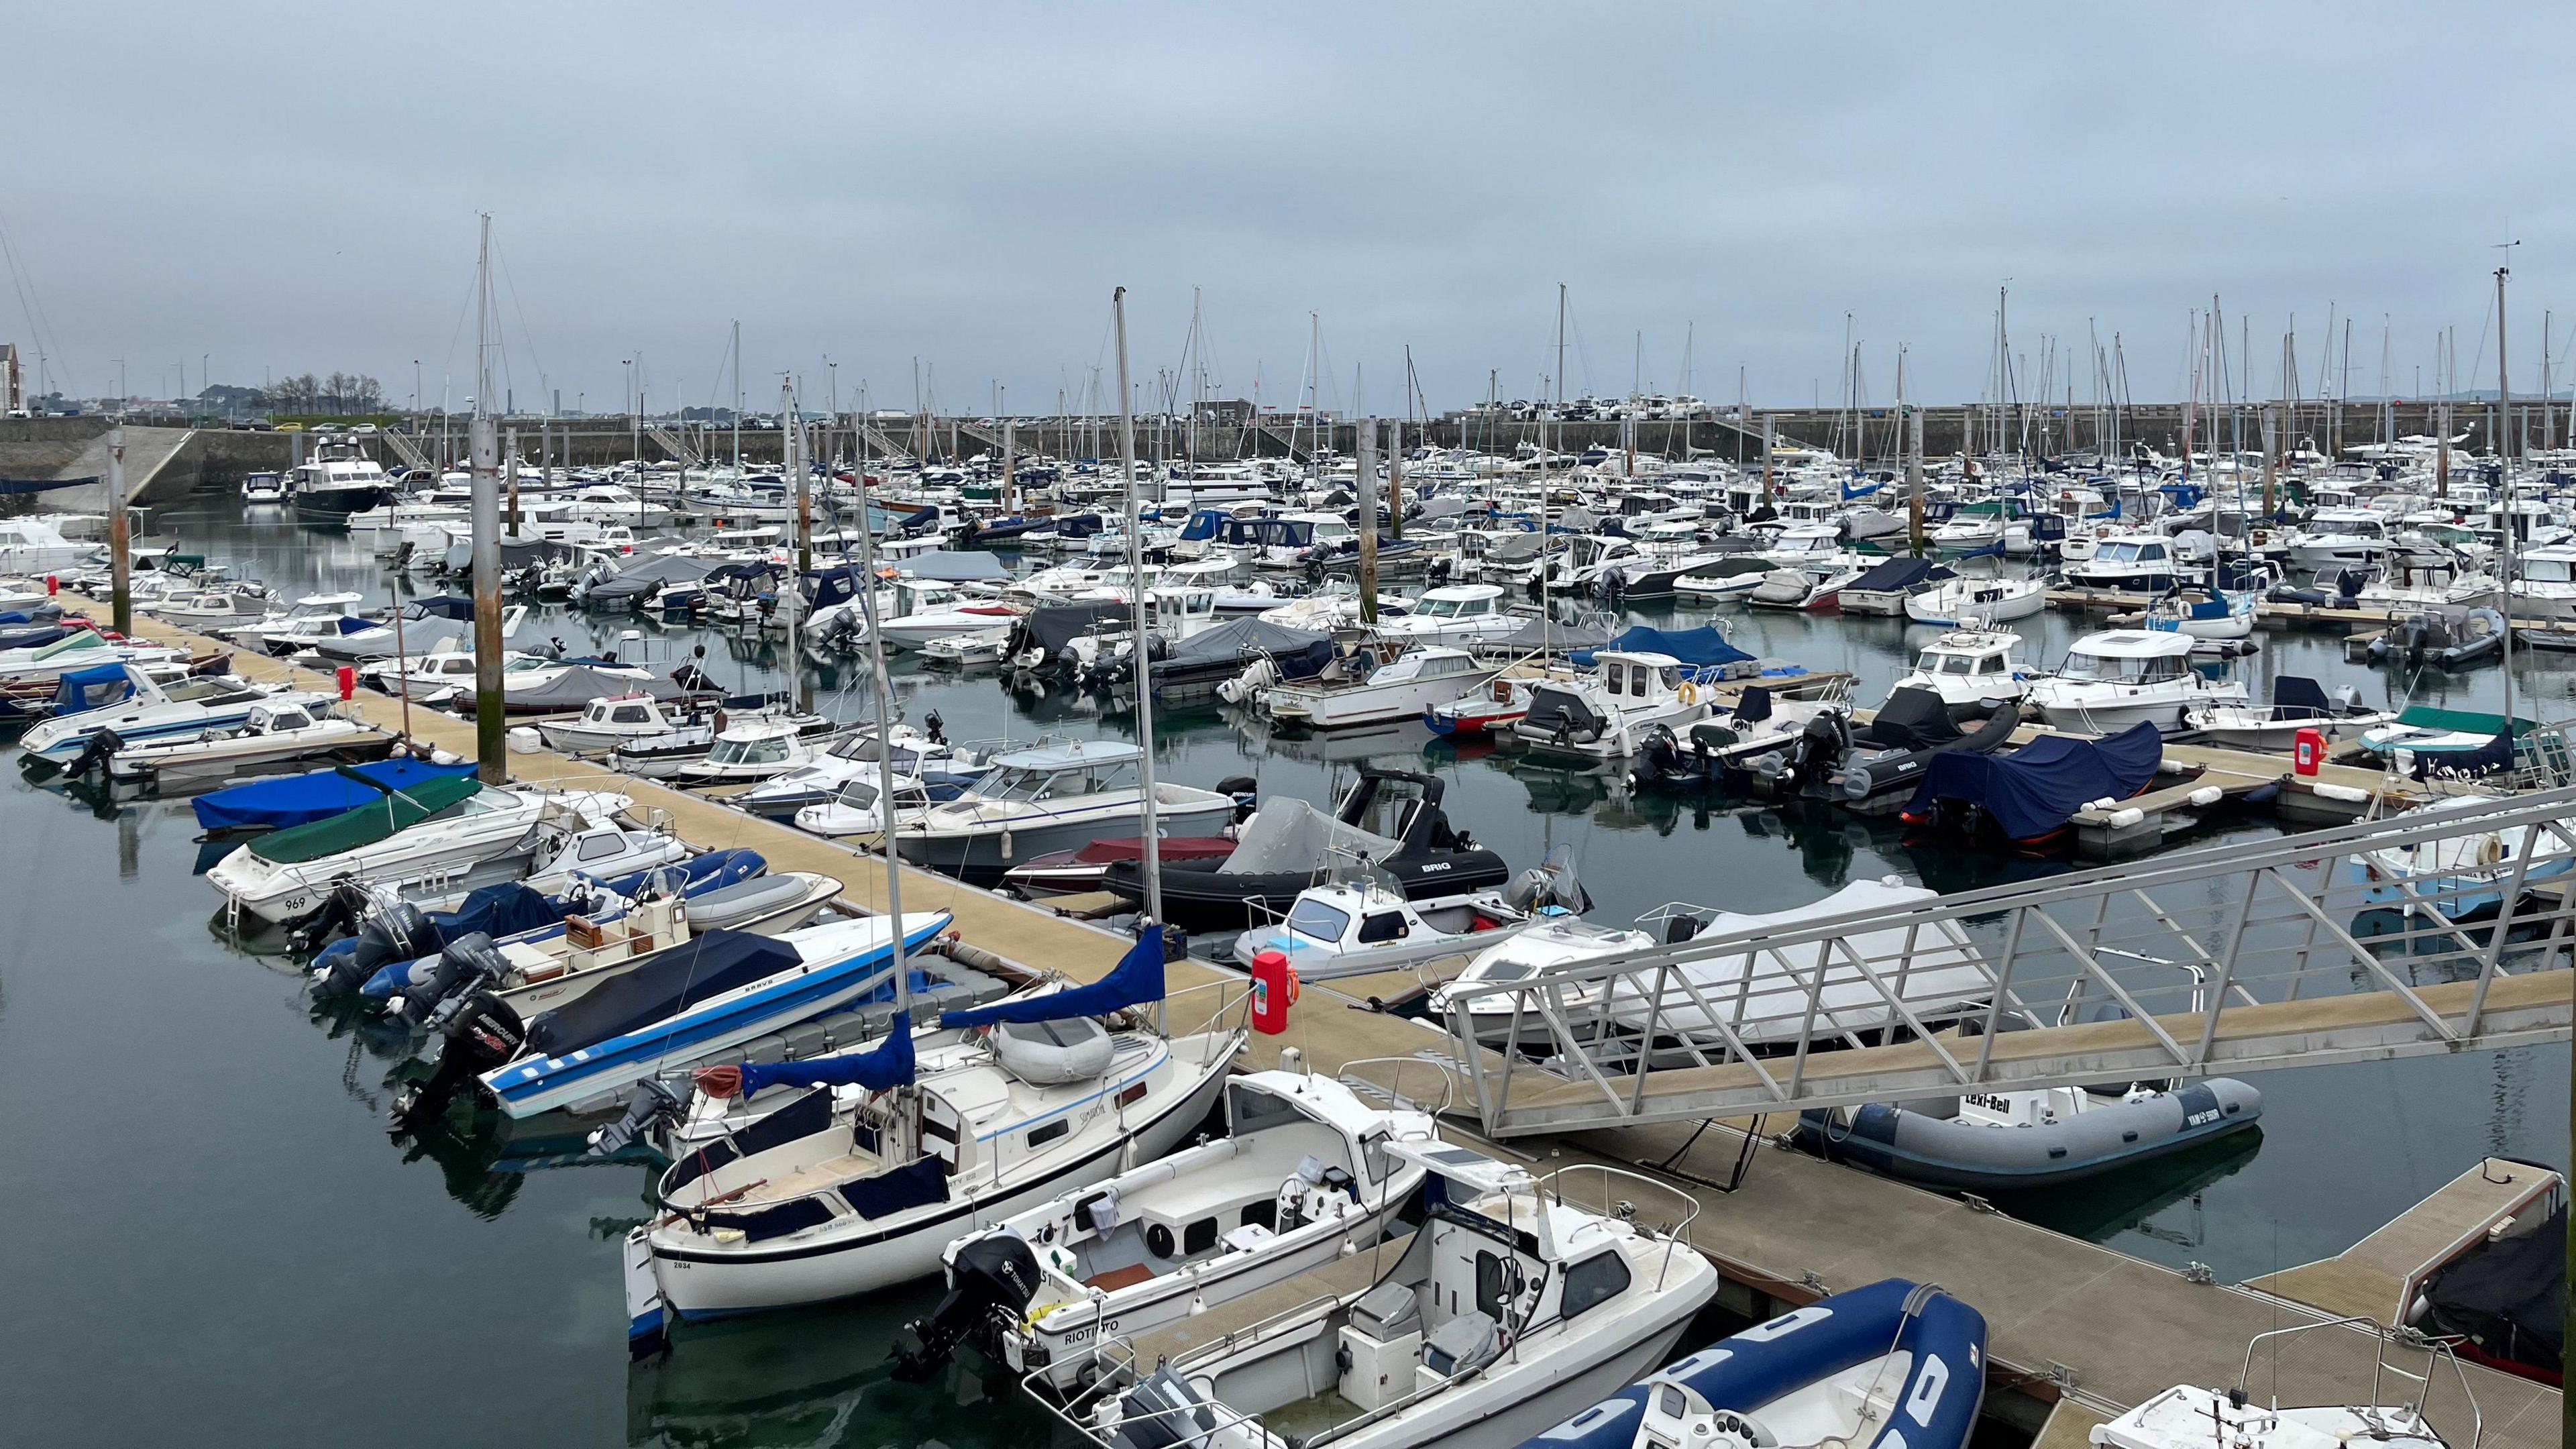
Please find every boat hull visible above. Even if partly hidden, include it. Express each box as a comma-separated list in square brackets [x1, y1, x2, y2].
[896, 797, 1239, 887]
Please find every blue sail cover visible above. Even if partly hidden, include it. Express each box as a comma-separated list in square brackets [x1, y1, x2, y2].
[943, 933, 1164, 1028]
[739, 1011, 915, 1095]
[192, 758, 480, 833]
[1904, 722, 2163, 841]
[1572, 625, 1754, 671]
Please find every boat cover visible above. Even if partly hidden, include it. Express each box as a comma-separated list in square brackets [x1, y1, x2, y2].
[1843, 557, 1951, 593]
[506, 665, 702, 711]
[2268, 675, 2334, 719]
[1485, 616, 1617, 655]
[892, 550, 1010, 582]
[738, 1010, 915, 1094]
[944, 932, 1163, 1028]
[1016, 601, 1132, 661]
[246, 772, 486, 864]
[1572, 624, 1752, 669]
[521, 929, 802, 1057]
[1159, 617, 1332, 675]
[311, 616, 470, 663]
[52, 663, 136, 714]
[1903, 721, 2162, 841]
[2390, 705, 2535, 738]
[1221, 796, 1398, 875]
[579, 555, 717, 604]
[431, 882, 563, 942]
[1855, 686, 1962, 749]
[602, 847, 766, 898]
[193, 758, 479, 833]
[2412, 730, 2518, 780]
[2422, 1202, 2564, 1376]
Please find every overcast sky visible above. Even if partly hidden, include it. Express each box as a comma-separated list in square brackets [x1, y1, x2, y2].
[4, 2, 2567, 414]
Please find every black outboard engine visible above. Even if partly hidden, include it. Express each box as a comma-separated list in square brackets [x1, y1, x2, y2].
[393, 987, 527, 1129]
[286, 879, 378, 953]
[1628, 722, 1686, 792]
[923, 710, 946, 746]
[1780, 711, 1850, 797]
[398, 931, 508, 1027]
[61, 727, 122, 781]
[892, 1231, 1042, 1382]
[588, 1077, 684, 1158]
[313, 901, 438, 996]
[1216, 774, 1260, 824]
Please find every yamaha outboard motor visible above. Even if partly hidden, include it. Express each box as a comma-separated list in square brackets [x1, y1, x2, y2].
[396, 931, 508, 1027]
[892, 1232, 1042, 1382]
[313, 900, 437, 996]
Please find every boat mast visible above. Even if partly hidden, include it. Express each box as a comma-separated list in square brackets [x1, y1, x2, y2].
[1114, 286, 1165, 932]
[470, 214, 506, 785]
[2495, 261, 2516, 738]
[785, 378, 810, 711]
[731, 321, 742, 472]
[848, 367, 912, 1029]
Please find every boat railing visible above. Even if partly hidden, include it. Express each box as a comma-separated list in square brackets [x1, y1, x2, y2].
[1535, 1161, 1702, 1290]
[1160, 973, 1254, 1038]
[1334, 1055, 1456, 1117]
[2233, 1316, 2482, 1449]
[1026, 1329, 1282, 1449]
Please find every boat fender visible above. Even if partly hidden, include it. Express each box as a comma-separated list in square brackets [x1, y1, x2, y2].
[2310, 782, 2371, 804]
[2186, 786, 2223, 808]
[2104, 807, 2146, 828]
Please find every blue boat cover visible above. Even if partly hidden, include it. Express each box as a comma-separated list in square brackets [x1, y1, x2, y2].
[433, 882, 564, 942]
[1516, 1278, 1985, 1449]
[1903, 722, 2162, 841]
[1843, 557, 1951, 593]
[191, 758, 479, 833]
[52, 663, 135, 714]
[739, 1010, 915, 1095]
[944, 933, 1163, 1028]
[1572, 624, 1754, 671]
[522, 930, 802, 1057]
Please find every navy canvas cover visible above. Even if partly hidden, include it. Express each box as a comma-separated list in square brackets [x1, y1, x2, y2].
[522, 930, 802, 1057]
[738, 1010, 915, 1094]
[1904, 721, 2162, 841]
[1572, 624, 1752, 669]
[943, 934, 1162, 1028]
[432, 882, 564, 942]
[191, 758, 478, 833]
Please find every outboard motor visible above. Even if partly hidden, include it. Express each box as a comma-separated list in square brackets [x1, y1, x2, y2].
[1782, 711, 1849, 796]
[1628, 722, 1685, 792]
[314, 900, 437, 996]
[397, 932, 508, 1027]
[1216, 774, 1260, 823]
[588, 1077, 684, 1158]
[892, 1231, 1042, 1382]
[393, 987, 527, 1128]
[922, 710, 946, 747]
[61, 727, 122, 781]
[1503, 843, 1591, 916]
[286, 879, 380, 953]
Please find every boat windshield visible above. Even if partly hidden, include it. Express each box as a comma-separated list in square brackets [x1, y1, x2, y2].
[707, 737, 790, 765]
[1415, 596, 1463, 618]
[1921, 651, 1978, 675]
[1285, 896, 1352, 943]
[2060, 653, 2185, 684]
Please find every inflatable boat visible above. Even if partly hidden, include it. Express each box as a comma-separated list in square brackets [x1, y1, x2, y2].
[1787, 687, 2021, 806]
[1518, 1278, 1984, 1449]
[1797, 1077, 2263, 1192]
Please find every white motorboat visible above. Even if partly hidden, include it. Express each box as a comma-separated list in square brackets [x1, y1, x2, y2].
[1744, 559, 1863, 612]
[2281, 507, 2393, 571]
[1426, 916, 1658, 1048]
[0, 517, 93, 574]
[2183, 674, 2390, 750]
[206, 780, 634, 925]
[1055, 1148, 1718, 1449]
[21, 666, 321, 762]
[533, 692, 702, 754]
[102, 700, 387, 790]
[145, 585, 276, 629]
[2090, 1320, 2470, 1449]
[222, 591, 366, 655]
[1670, 556, 1774, 601]
[1902, 574, 2046, 625]
[921, 1071, 1437, 1390]
[735, 724, 980, 819]
[891, 739, 1242, 886]
[1512, 651, 1711, 763]
[1231, 872, 1545, 981]
[1264, 645, 1501, 730]
[1889, 629, 2029, 715]
[2026, 630, 2246, 736]
[670, 716, 853, 787]
[619, 933, 1243, 1348]
[1376, 584, 1522, 649]
[2137, 585, 2255, 645]
[0, 629, 185, 685]
[2062, 531, 2194, 592]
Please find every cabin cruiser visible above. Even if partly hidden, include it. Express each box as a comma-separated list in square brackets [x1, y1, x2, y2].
[1890, 629, 2028, 716]
[205, 779, 635, 926]
[2025, 631, 2245, 736]
[893, 740, 1244, 886]
[671, 716, 855, 787]
[1513, 651, 1711, 763]
[216, 592, 365, 653]
[99, 700, 387, 790]
[793, 757, 995, 839]
[146, 584, 276, 629]
[2062, 532, 2194, 592]
[1902, 574, 2045, 625]
[2279, 507, 2393, 572]
[1053, 1145, 1718, 1449]
[534, 692, 704, 754]
[1375, 584, 1520, 649]
[1264, 645, 1501, 730]
[287, 447, 398, 521]
[0, 517, 94, 574]
[915, 1071, 1436, 1389]
[1231, 869, 1548, 981]
[2137, 584, 2256, 647]
[21, 666, 322, 762]
[621, 934, 1241, 1350]
[733, 722, 977, 819]
[607, 704, 835, 780]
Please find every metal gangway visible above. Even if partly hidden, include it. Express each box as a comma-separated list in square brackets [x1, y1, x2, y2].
[646, 425, 703, 468]
[1441, 786, 2576, 1137]
[379, 429, 430, 471]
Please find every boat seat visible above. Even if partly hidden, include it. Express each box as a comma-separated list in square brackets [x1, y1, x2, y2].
[1420, 1310, 1499, 1377]
[1350, 1281, 1420, 1339]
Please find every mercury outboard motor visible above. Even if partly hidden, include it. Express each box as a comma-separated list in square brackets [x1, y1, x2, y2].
[397, 931, 508, 1027]
[393, 987, 527, 1129]
[892, 1231, 1042, 1382]
[1216, 774, 1260, 824]
[314, 901, 437, 996]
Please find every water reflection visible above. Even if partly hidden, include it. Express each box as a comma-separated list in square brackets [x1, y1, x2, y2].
[1995, 1126, 2263, 1245]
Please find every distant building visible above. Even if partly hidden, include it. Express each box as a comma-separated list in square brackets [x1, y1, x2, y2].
[1, 343, 21, 415]
[1195, 398, 1257, 426]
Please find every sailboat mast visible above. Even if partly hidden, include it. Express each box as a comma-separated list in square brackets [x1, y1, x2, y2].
[731, 321, 742, 470]
[469, 214, 506, 785]
[2496, 263, 2516, 737]
[848, 380, 910, 1021]
[1114, 287, 1164, 929]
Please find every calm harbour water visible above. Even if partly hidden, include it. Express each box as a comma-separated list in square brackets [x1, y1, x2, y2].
[0, 504, 2561, 1446]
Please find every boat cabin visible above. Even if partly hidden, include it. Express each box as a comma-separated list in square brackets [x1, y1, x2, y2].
[2057, 630, 2198, 684]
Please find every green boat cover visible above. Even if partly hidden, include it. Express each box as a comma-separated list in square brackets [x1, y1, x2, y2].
[31, 631, 108, 660]
[2392, 705, 2536, 737]
[248, 773, 485, 864]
